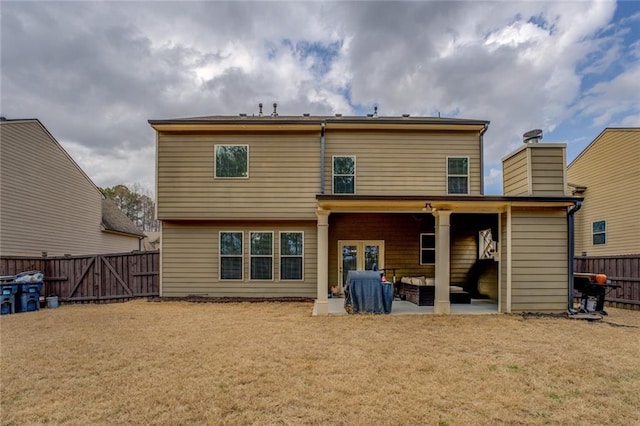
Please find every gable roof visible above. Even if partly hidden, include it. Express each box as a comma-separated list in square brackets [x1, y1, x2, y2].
[1, 118, 102, 195]
[568, 127, 640, 169]
[1, 117, 145, 239]
[101, 199, 146, 237]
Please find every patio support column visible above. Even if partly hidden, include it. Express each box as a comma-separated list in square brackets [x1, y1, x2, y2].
[316, 210, 330, 315]
[433, 209, 452, 314]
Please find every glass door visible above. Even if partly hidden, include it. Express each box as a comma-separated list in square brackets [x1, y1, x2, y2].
[338, 240, 385, 292]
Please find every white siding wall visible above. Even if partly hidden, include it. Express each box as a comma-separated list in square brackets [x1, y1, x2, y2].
[0, 121, 140, 256]
[161, 221, 317, 298]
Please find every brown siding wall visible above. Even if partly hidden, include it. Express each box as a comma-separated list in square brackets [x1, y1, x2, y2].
[510, 208, 568, 312]
[568, 129, 640, 256]
[324, 130, 482, 196]
[0, 121, 140, 256]
[161, 220, 317, 298]
[156, 131, 321, 220]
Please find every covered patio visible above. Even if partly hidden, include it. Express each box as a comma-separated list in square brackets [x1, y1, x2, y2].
[314, 297, 498, 315]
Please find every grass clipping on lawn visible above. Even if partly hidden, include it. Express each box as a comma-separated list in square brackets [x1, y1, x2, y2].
[1, 302, 639, 425]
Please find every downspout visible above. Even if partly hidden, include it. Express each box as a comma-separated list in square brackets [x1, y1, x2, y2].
[479, 124, 488, 195]
[320, 122, 326, 194]
[567, 201, 582, 313]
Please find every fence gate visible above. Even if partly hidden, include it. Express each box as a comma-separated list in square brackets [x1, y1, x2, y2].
[0, 251, 159, 303]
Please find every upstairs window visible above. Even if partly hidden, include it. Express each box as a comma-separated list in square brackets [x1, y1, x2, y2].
[220, 232, 243, 280]
[447, 157, 469, 194]
[333, 156, 356, 194]
[280, 232, 304, 280]
[420, 233, 436, 265]
[592, 220, 606, 245]
[215, 145, 248, 178]
[250, 232, 273, 280]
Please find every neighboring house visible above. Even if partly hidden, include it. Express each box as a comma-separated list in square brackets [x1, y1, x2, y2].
[142, 231, 161, 251]
[567, 128, 640, 257]
[149, 113, 581, 314]
[0, 118, 145, 256]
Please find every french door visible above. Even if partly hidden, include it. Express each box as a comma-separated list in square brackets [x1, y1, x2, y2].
[338, 240, 385, 292]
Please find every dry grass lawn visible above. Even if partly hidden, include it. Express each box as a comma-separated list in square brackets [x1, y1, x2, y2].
[1, 301, 639, 425]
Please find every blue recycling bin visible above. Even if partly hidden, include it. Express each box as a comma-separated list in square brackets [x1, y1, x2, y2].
[18, 292, 40, 312]
[1, 294, 16, 315]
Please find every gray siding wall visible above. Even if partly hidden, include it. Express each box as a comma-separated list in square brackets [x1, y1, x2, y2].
[161, 221, 317, 298]
[324, 131, 482, 196]
[0, 121, 139, 256]
[510, 208, 568, 312]
[157, 132, 321, 220]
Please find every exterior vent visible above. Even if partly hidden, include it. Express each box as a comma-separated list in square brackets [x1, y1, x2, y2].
[258, 103, 263, 117]
[272, 103, 278, 117]
[402, 114, 410, 118]
[335, 113, 342, 117]
[239, 113, 247, 117]
[303, 113, 310, 117]
[523, 129, 543, 144]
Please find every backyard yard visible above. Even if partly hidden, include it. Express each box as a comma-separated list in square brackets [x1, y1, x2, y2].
[1, 301, 639, 425]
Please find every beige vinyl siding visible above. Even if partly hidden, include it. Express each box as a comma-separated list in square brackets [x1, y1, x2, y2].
[530, 147, 566, 195]
[324, 131, 481, 196]
[503, 149, 529, 195]
[0, 121, 140, 256]
[568, 129, 640, 256]
[500, 212, 508, 312]
[157, 132, 321, 220]
[510, 208, 568, 312]
[503, 144, 566, 196]
[161, 220, 317, 297]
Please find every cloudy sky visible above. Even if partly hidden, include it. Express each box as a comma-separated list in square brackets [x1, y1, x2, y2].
[2, 1, 639, 195]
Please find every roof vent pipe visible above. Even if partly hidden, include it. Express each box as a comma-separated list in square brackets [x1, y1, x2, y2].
[272, 102, 278, 117]
[258, 103, 263, 117]
[523, 129, 543, 144]
[373, 106, 378, 117]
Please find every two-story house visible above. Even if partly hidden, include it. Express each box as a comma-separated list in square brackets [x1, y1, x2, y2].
[149, 113, 581, 315]
[0, 118, 145, 256]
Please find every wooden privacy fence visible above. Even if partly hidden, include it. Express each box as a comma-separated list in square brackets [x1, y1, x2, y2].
[574, 255, 640, 310]
[0, 251, 159, 303]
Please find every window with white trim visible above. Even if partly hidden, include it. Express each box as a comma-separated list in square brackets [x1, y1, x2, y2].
[250, 232, 273, 280]
[447, 157, 469, 194]
[215, 145, 248, 178]
[280, 232, 304, 280]
[420, 233, 435, 264]
[592, 220, 606, 245]
[219, 232, 243, 280]
[333, 156, 356, 194]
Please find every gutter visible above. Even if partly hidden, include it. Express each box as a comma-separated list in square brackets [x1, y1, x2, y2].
[567, 201, 582, 313]
[320, 122, 326, 194]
